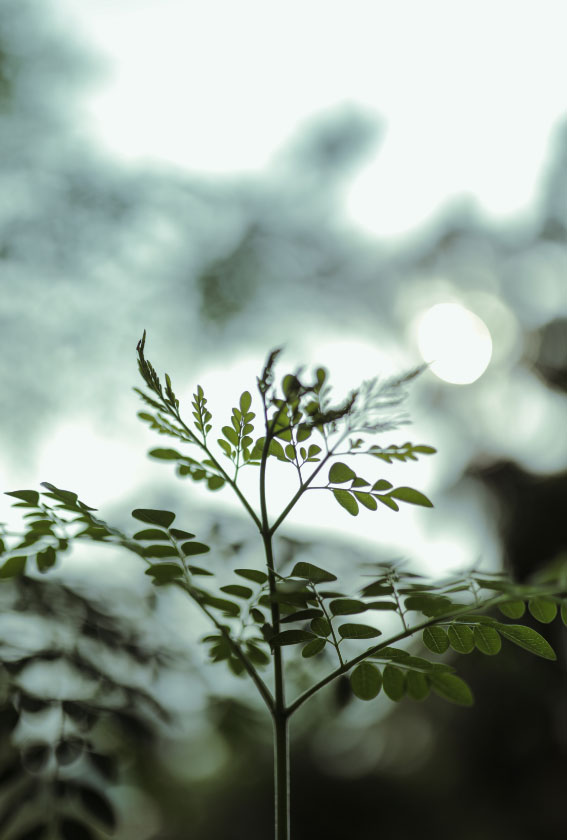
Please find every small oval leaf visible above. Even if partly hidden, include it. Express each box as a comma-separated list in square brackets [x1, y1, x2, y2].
[328, 462, 356, 484]
[338, 623, 382, 639]
[132, 509, 176, 528]
[350, 662, 382, 700]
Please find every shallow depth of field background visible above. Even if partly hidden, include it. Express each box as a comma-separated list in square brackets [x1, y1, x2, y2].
[1, 2, 566, 838]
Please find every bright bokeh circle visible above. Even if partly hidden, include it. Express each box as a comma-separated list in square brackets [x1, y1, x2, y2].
[416, 303, 493, 385]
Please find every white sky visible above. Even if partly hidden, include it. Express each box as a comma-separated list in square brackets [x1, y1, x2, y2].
[53, 0, 567, 237]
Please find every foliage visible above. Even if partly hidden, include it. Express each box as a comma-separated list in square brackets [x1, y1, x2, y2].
[2, 331, 565, 839]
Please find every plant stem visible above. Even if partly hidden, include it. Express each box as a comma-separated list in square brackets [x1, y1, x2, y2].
[273, 711, 290, 840]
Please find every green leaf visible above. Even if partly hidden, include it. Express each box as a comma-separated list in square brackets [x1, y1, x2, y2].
[383, 665, 406, 701]
[497, 624, 557, 660]
[181, 541, 210, 556]
[271, 630, 316, 646]
[371, 480, 392, 492]
[376, 495, 399, 511]
[361, 581, 394, 597]
[338, 623, 382, 639]
[207, 475, 225, 491]
[430, 673, 474, 706]
[132, 509, 176, 528]
[561, 603, 567, 627]
[6, 490, 40, 505]
[353, 492, 378, 511]
[188, 565, 213, 576]
[329, 462, 356, 484]
[302, 638, 326, 658]
[474, 625, 502, 655]
[498, 600, 526, 619]
[170, 528, 196, 540]
[350, 662, 382, 700]
[528, 598, 558, 624]
[220, 585, 253, 599]
[406, 671, 430, 701]
[291, 562, 337, 583]
[366, 600, 398, 611]
[311, 617, 332, 636]
[148, 448, 182, 460]
[133, 529, 169, 541]
[36, 546, 56, 572]
[0, 555, 27, 578]
[332, 489, 359, 516]
[330, 599, 368, 616]
[222, 426, 239, 446]
[200, 593, 240, 616]
[281, 608, 323, 624]
[235, 568, 268, 584]
[240, 391, 252, 413]
[389, 487, 433, 507]
[145, 563, 184, 584]
[404, 595, 452, 617]
[423, 626, 450, 654]
[142, 545, 179, 558]
[447, 624, 475, 654]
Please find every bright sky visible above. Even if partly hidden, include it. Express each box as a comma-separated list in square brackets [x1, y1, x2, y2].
[53, 0, 567, 237]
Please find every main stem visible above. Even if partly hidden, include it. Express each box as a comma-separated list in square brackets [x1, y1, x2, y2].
[273, 710, 290, 840]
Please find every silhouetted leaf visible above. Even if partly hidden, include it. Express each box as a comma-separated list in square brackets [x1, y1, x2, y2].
[36, 546, 56, 572]
[133, 529, 169, 541]
[142, 545, 178, 558]
[328, 462, 356, 484]
[235, 569, 268, 584]
[329, 599, 367, 615]
[310, 617, 332, 636]
[291, 562, 337, 583]
[338, 623, 382, 639]
[132, 509, 175, 528]
[389, 487, 433, 507]
[0, 555, 27, 578]
[181, 541, 210, 556]
[220, 585, 253, 599]
[302, 638, 326, 657]
[148, 448, 182, 460]
[145, 564, 183, 583]
[271, 630, 316, 646]
[280, 608, 323, 624]
[6, 490, 40, 505]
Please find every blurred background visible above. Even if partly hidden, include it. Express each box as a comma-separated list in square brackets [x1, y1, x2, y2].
[1, 1, 566, 838]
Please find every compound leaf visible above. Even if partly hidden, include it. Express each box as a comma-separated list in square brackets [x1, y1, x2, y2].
[350, 662, 382, 700]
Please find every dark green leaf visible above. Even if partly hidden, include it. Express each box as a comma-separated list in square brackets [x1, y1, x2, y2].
[291, 562, 337, 583]
[497, 624, 557, 660]
[6, 490, 40, 505]
[170, 528, 196, 540]
[338, 623, 382, 639]
[142, 545, 178, 558]
[77, 784, 116, 831]
[474, 625, 502, 655]
[383, 665, 406, 701]
[528, 598, 558, 624]
[133, 528, 169, 541]
[332, 489, 359, 516]
[498, 600, 526, 619]
[181, 541, 210, 556]
[207, 475, 225, 490]
[0, 555, 27, 578]
[328, 462, 356, 484]
[235, 568, 268, 584]
[350, 662, 382, 700]
[361, 581, 394, 597]
[36, 546, 56, 572]
[423, 626, 450, 654]
[406, 671, 430, 701]
[330, 599, 367, 615]
[311, 617, 332, 636]
[430, 673, 474, 706]
[376, 495, 399, 511]
[281, 608, 323, 623]
[188, 565, 214, 576]
[302, 638, 326, 658]
[60, 819, 96, 840]
[561, 603, 567, 627]
[371, 480, 392, 491]
[145, 564, 183, 583]
[271, 630, 316, 646]
[13, 823, 48, 840]
[132, 509, 176, 528]
[447, 624, 475, 654]
[199, 593, 240, 616]
[148, 448, 182, 460]
[389, 487, 433, 507]
[220, 585, 253, 599]
[366, 600, 398, 611]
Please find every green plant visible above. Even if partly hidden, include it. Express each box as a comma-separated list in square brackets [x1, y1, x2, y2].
[3, 331, 565, 840]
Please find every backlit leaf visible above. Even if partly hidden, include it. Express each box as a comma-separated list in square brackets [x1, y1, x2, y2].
[181, 541, 210, 556]
[148, 448, 181, 460]
[142, 545, 178, 558]
[497, 624, 557, 660]
[528, 598, 558, 624]
[389, 487, 433, 507]
[383, 665, 405, 701]
[291, 562, 337, 583]
[423, 626, 449, 654]
[302, 638, 326, 657]
[498, 600, 526, 619]
[6, 490, 40, 505]
[133, 529, 169, 541]
[350, 662, 382, 700]
[353, 492, 378, 511]
[430, 673, 474, 706]
[145, 564, 183, 584]
[332, 489, 359, 516]
[311, 617, 332, 636]
[220, 585, 253, 599]
[447, 624, 475, 654]
[474, 625, 502, 655]
[271, 630, 316, 646]
[330, 599, 367, 615]
[406, 671, 429, 701]
[235, 568, 268, 584]
[328, 462, 356, 484]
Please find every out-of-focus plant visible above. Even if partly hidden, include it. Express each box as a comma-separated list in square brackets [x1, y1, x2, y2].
[3, 332, 565, 840]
